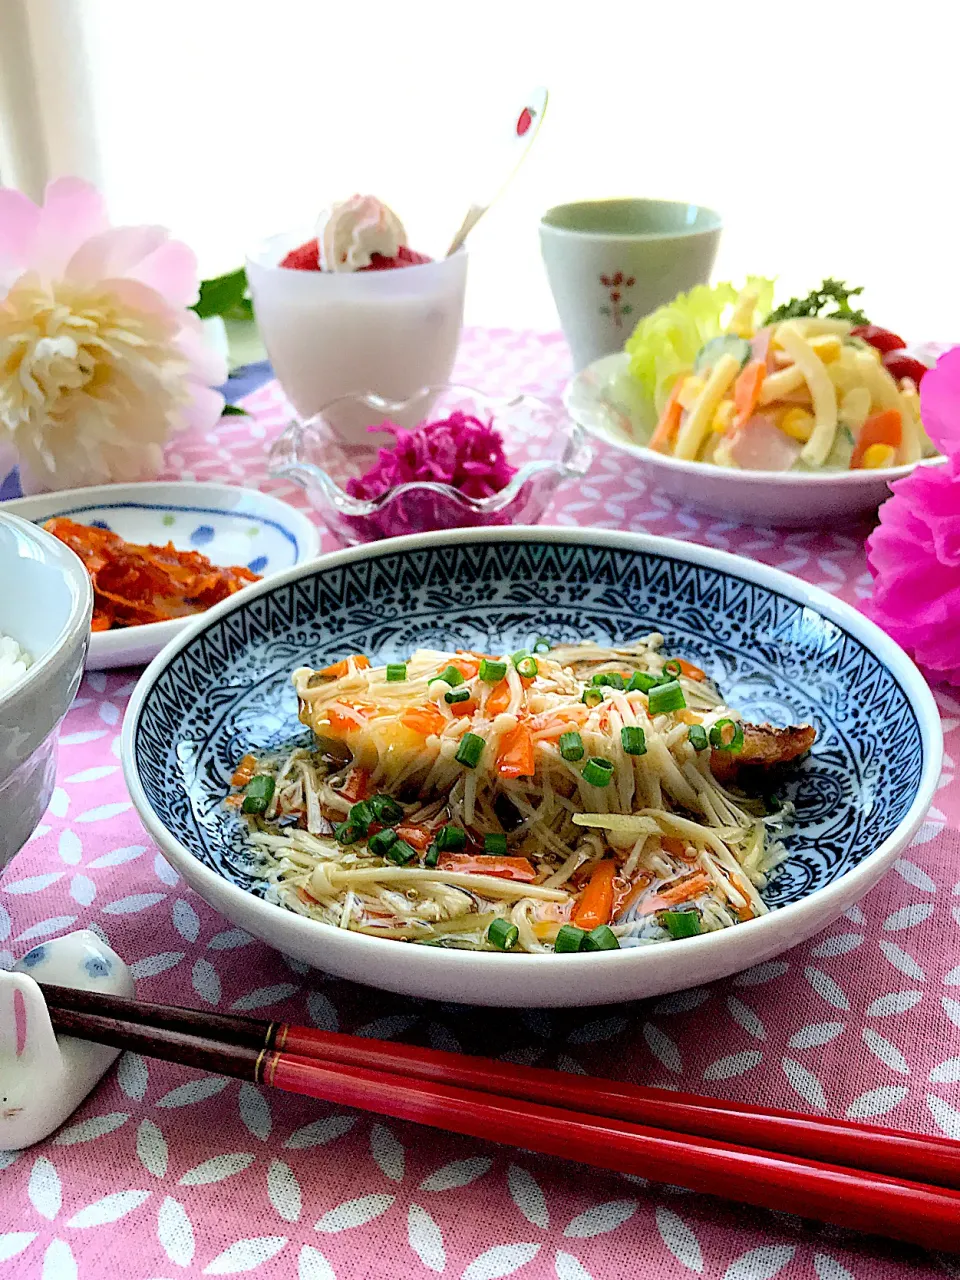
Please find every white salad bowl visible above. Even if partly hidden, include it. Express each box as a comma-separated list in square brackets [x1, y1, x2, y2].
[565, 353, 945, 526]
[0, 513, 92, 873]
[4, 482, 321, 669]
[122, 527, 941, 1007]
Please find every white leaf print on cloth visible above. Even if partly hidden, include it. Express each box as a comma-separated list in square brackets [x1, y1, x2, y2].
[461, 1242, 542, 1280]
[803, 967, 849, 1011]
[725, 997, 765, 1040]
[0, 1233, 36, 1262]
[866, 990, 923, 1017]
[723, 1245, 796, 1280]
[154, 853, 179, 885]
[781, 1058, 827, 1108]
[944, 997, 960, 1029]
[57, 830, 82, 863]
[192, 958, 222, 1005]
[878, 941, 925, 980]
[172, 898, 201, 942]
[69, 875, 96, 906]
[508, 1165, 549, 1228]
[53, 1112, 129, 1145]
[927, 1094, 960, 1139]
[883, 903, 935, 931]
[128, 951, 185, 979]
[703, 1051, 763, 1081]
[157, 1077, 231, 1108]
[653, 988, 711, 1015]
[65, 765, 118, 783]
[655, 1206, 703, 1273]
[231, 984, 298, 1012]
[179, 1154, 256, 1186]
[894, 859, 937, 892]
[267, 1160, 302, 1223]
[845, 1086, 909, 1118]
[88, 845, 146, 868]
[117, 1052, 148, 1100]
[75, 802, 132, 823]
[307, 991, 339, 1031]
[419, 1157, 493, 1192]
[102, 893, 166, 915]
[643, 1023, 682, 1073]
[298, 1245, 336, 1280]
[314, 1195, 395, 1233]
[203, 1235, 288, 1274]
[66, 1190, 150, 1228]
[786, 1023, 844, 1050]
[355, 1014, 418, 1039]
[813, 1254, 854, 1280]
[562, 1200, 637, 1238]
[284, 1115, 356, 1150]
[208, 929, 254, 949]
[16, 916, 78, 941]
[28, 1157, 61, 1220]
[567, 1016, 628, 1044]
[408, 1204, 445, 1273]
[554, 1252, 593, 1280]
[137, 1119, 168, 1178]
[158, 1196, 195, 1266]
[3, 872, 64, 894]
[808, 933, 864, 958]
[861, 1029, 909, 1074]
[930, 1058, 960, 1083]
[42, 1239, 76, 1280]
[732, 961, 789, 987]
[239, 1082, 272, 1141]
[370, 1124, 405, 1183]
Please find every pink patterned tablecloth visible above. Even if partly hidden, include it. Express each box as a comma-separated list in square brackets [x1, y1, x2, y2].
[1, 328, 958, 1280]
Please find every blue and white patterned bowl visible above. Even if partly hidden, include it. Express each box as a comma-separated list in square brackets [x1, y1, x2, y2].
[122, 528, 942, 1007]
[4, 482, 320, 670]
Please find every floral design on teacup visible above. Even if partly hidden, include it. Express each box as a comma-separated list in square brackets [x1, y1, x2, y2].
[599, 271, 636, 328]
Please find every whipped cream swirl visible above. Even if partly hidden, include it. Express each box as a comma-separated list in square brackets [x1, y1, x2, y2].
[317, 195, 407, 272]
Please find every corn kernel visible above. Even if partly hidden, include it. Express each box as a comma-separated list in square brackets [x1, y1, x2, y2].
[809, 334, 842, 364]
[711, 400, 736, 434]
[677, 375, 705, 410]
[780, 408, 815, 442]
[860, 443, 897, 469]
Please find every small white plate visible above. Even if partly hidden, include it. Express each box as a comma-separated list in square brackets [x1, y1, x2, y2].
[564, 352, 944, 527]
[4, 481, 321, 669]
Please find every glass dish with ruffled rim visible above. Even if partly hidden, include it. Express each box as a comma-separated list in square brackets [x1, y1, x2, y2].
[267, 383, 593, 546]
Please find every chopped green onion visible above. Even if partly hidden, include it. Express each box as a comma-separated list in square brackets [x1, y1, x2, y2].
[369, 793, 404, 825]
[687, 724, 709, 752]
[626, 671, 659, 693]
[438, 664, 464, 688]
[659, 908, 702, 939]
[516, 656, 539, 680]
[385, 663, 407, 682]
[479, 658, 507, 683]
[483, 833, 508, 856]
[445, 687, 472, 705]
[533, 637, 551, 654]
[511, 648, 531, 667]
[647, 679, 686, 715]
[333, 821, 362, 845]
[368, 827, 398, 858]
[582, 687, 603, 708]
[582, 924, 620, 951]
[559, 730, 585, 762]
[709, 718, 745, 752]
[241, 775, 275, 815]
[384, 839, 417, 866]
[554, 923, 586, 953]
[424, 842, 440, 868]
[621, 725, 647, 756]
[436, 824, 466, 852]
[348, 800, 375, 833]
[456, 733, 485, 768]
[591, 671, 625, 690]
[582, 756, 614, 787]
[662, 659, 683, 678]
[487, 918, 519, 950]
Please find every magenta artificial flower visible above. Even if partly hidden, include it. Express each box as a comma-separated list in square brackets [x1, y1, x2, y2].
[0, 177, 226, 491]
[866, 347, 960, 683]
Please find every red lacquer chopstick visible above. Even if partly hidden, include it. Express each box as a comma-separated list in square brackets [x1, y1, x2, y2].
[41, 983, 960, 1193]
[42, 1004, 960, 1252]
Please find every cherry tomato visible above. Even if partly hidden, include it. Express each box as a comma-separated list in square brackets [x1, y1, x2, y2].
[881, 350, 930, 385]
[850, 324, 906, 354]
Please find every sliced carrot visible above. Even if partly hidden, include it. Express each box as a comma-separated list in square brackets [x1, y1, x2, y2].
[297, 885, 320, 905]
[326, 701, 376, 734]
[497, 721, 536, 778]
[675, 658, 706, 681]
[395, 824, 433, 853]
[318, 655, 370, 680]
[660, 872, 711, 905]
[485, 680, 512, 717]
[734, 360, 766, 425]
[573, 860, 617, 930]
[339, 767, 371, 803]
[401, 704, 446, 738]
[450, 699, 477, 719]
[449, 657, 480, 680]
[851, 408, 902, 469]
[224, 793, 244, 808]
[437, 854, 536, 882]
[612, 872, 652, 918]
[231, 753, 258, 787]
[532, 705, 590, 740]
[649, 379, 685, 453]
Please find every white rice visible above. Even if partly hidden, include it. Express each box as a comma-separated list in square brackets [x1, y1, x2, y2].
[0, 634, 31, 692]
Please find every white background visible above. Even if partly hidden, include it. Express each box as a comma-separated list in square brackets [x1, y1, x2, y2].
[10, 0, 960, 338]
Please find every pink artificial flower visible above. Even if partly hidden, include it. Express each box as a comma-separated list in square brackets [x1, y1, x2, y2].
[920, 345, 960, 458]
[866, 459, 960, 685]
[0, 177, 226, 492]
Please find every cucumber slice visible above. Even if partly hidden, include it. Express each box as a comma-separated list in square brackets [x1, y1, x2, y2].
[694, 335, 752, 375]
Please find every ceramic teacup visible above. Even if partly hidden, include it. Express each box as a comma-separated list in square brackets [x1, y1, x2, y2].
[539, 198, 722, 370]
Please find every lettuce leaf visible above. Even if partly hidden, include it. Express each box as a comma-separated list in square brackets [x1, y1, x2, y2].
[625, 278, 775, 417]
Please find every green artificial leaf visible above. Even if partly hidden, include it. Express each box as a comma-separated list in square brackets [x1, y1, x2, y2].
[192, 267, 251, 320]
[221, 404, 248, 416]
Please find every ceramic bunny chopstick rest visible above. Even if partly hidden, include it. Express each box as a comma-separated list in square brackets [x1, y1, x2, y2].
[0, 930, 134, 1150]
